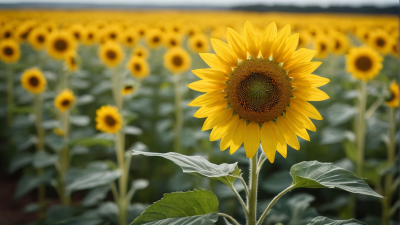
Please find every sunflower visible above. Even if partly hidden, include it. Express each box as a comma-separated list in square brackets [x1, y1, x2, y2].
[164, 47, 191, 74]
[47, 31, 76, 60]
[99, 41, 124, 68]
[28, 27, 48, 50]
[297, 30, 311, 48]
[390, 38, 398, 58]
[136, 24, 148, 39]
[187, 21, 329, 161]
[21, 68, 47, 94]
[68, 24, 85, 43]
[121, 29, 138, 47]
[121, 84, 134, 96]
[369, 29, 391, 54]
[357, 27, 370, 43]
[132, 45, 149, 59]
[54, 89, 75, 112]
[96, 105, 122, 134]
[15, 21, 36, 43]
[146, 29, 163, 49]
[346, 46, 382, 81]
[65, 50, 78, 72]
[126, 56, 150, 79]
[188, 33, 210, 53]
[386, 82, 399, 108]
[101, 25, 122, 43]
[0, 24, 14, 40]
[331, 32, 349, 55]
[0, 39, 20, 63]
[186, 24, 201, 37]
[42, 21, 57, 33]
[164, 32, 182, 48]
[313, 35, 332, 59]
[83, 25, 98, 45]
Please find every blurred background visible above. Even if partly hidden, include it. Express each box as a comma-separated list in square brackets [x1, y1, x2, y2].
[0, 0, 398, 225]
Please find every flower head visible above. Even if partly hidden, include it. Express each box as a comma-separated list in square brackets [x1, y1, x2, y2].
[21, 68, 47, 94]
[96, 105, 123, 134]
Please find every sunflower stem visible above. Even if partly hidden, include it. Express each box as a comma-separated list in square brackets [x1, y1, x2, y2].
[218, 213, 241, 225]
[248, 155, 258, 225]
[356, 80, 367, 177]
[173, 74, 183, 154]
[6, 65, 14, 125]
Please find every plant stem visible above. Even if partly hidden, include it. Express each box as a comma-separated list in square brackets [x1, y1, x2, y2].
[34, 95, 46, 219]
[257, 185, 294, 225]
[231, 183, 249, 216]
[173, 74, 183, 153]
[248, 155, 258, 225]
[356, 80, 367, 177]
[218, 213, 241, 225]
[6, 65, 14, 125]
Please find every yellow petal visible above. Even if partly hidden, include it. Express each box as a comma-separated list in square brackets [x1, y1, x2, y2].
[260, 121, 277, 163]
[244, 122, 261, 158]
[271, 122, 287, 158]
[202, 108, 233, 131]
[290, 98, 323, 120]
[244, 21, 260, 58]
[291, 74, 330, 88]
[285, 112, 310, 141]
[188, 92, 226, 107]
[209, 115, 237, 141]
[260, 22, 277, 59]
[193, 102, 226, 118]
[293, 87, 330, 101]
[211, 38, 238, 67]
[192, 68, 229, 81]
[227, 27, 247, 61]
[199, 53, 231, 73]
[272, 24, 291, 61]
[276, 116, 300, 150]
[287, 107, 316, 132]
[287, 61, 322, 78]
[187, 80, 226, 93]
[275, 33, 299, 63]
[220, 117, 240, 151]
[283, 48, 317, 70]
[230, 118, 246, 154]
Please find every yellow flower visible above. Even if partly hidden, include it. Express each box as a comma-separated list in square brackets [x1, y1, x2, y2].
[121, 84, 134, 96]
[313, 35, 332, 59]
[331, 32, 349, 55]
[15, 21, 36, 43]
[53, 127, 65, 137]
[47, 31, 76, 60]
[164, 47, 191, 74]
[369, 29, 391, 54]
[65, 51, 78, 72]
[0, 39, 20, 63]
[188, 33, 210, 53]
[28, 27, 48, 50]
[136, 24, 148, 39]
[126, 56, 150, 79]
[390, 38, 398, 58]
[386, 82, 399, 108]
[0, 24, 14, 40]
[121, 29, 138, 47]
[188, 21, 329, 161]
[164, 32, 182, 48]
[101, 25, 122, 43]
[146, 29, 163, 49]
[21, 68, 47, 94]
[99, 41, 124, 68]
[356, 27, 370, 43]
[346, 46, 382, 81]
[68, 24, 85, 43]
[54, 89, 75, 112]
[132, 45, 149, 59]
[297, 30, 311, 49]
[83, 25, 98, 45]
[96, 105, 122, 134]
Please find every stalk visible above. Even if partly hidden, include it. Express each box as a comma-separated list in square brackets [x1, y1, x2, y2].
[356, 80, 367, 177]
[59, 109, 71, 206]
[34, 94, 46, 219]
[6, 66, 14, 125]
[248, 155, 258, 225]
[173, 74, 183, 153]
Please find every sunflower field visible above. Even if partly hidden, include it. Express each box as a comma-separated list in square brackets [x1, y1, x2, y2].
[0, 10, 398, 225]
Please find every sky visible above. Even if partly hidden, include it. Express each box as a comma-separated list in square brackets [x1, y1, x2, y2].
[0, 0, 398, 7]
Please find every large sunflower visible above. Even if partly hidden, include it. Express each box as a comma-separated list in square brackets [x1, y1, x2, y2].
[54, 89, 75, 112]
[188, 33, 210, 53]
[0, 39, 20, 63]
[346, 46, 382, 81]
[99, 41, 124, 68]
[47, 31, 76, 60]
[28, 27, 48, 50]
[164, 47, 191, 74]
[21, 68, 47, 94]
[126, 56, 150, 79]
[96, 105, 123, 134]
[188, 21, 329, 161]
[386, 82, 399, 108]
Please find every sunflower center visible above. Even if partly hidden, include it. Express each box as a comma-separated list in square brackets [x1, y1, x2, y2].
[105, 115, 116, 126]
[74, 32, 80, 40]
[29, 76, 39, 87]
[335, 40, 341, 50]
[54, 39, 67, 52]
[106, 50, 117, 60]
[125, 86, 133, 91]
[3, 46, 13, 56]
[172, 55, 183, 67]
[196, 41, 203, 48]
[226, 58, 292, 123]
[170, 40, 176, 46]
[355, 55, 373, 72]
[61, 99, 71, 106]
[393, 44, 398, 53]
[88, 33, 93, 39]
[376, 38, 386, 47]
[5, 31, 10, 38]
[37, 35, 45, 43]
[153, 36, 160, 43]
[110, 33, 116, 39]
[127, 37, 132, 43]
[70, 57, 75, 65]
[137, 52, 142, 57]
[134, 63, 141, 71]
[320, 43, 326, 52]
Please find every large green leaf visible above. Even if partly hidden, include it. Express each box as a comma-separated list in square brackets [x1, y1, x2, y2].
[131, 151, 240, 188]
[131, 189, 219, 225]
[8, 152, 33, 174]
[290, 161, 383, 198]
[66, 169, 121, 193]
[15, 171, 53, 199]
[308, 216, 365, 225]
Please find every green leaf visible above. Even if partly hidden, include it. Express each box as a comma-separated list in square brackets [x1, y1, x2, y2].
[290, 161, 383, 198]
[15, 171, 53, 199]
[307, 216, 366, 225]
[131, 151, 241, 188]
[82, 185, 110, 207]
[125, 126, 143, 135]
[32, 151, 58, 168]
[70, 115, 90, 126]
[131, 189, 219, 225]
[66, 169, 121, 194]
[8, 152, 33, 174]
[69, 137, 113, 147]
[326, 103, 357, 126]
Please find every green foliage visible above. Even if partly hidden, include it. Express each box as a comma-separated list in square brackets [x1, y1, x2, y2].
[307, 216, 366, 225]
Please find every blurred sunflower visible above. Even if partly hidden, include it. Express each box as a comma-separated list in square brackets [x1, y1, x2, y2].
[357, 27, 370, 43]
[369, 29, 391, 54]
[28, 27, 48, 50]
[390, 38, 398, 57]
[297, 30, 311, 48]
[0, 24, 14, 40]
[386, 82, 399, 108]
[164, 47, 191, 74]
[83, 25, 98, 45]
[186, 24, 201, 37]
[47, 31, 76, 60]
[68, 24, 85, 43]
[21, 68, 47, 94]
[136, 24, 148, 39]
[164, 32, 182, 48]
[331, 32, 349, 55]
[188, 21, 329, 161]
[121, 84, 134, 96]
[132, 45, 149, 59]
[0, 39, 20, 63]
[15, 21, 36, 43]
[346, 46, 382, 81]
[96, 105, 122, 134]
[126, 56, 149, 79]
[42, 21, 57, 33]
[188, 33, 210, 53]
[146, 29, 163, 49]
[65, 51, 78, 72]
[101, 25, 122, 43]
[121, 29, 138, 47]
[54, 89, 75, 112]
[99, 41, 124, 68]
[313, 35, 332, 59]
